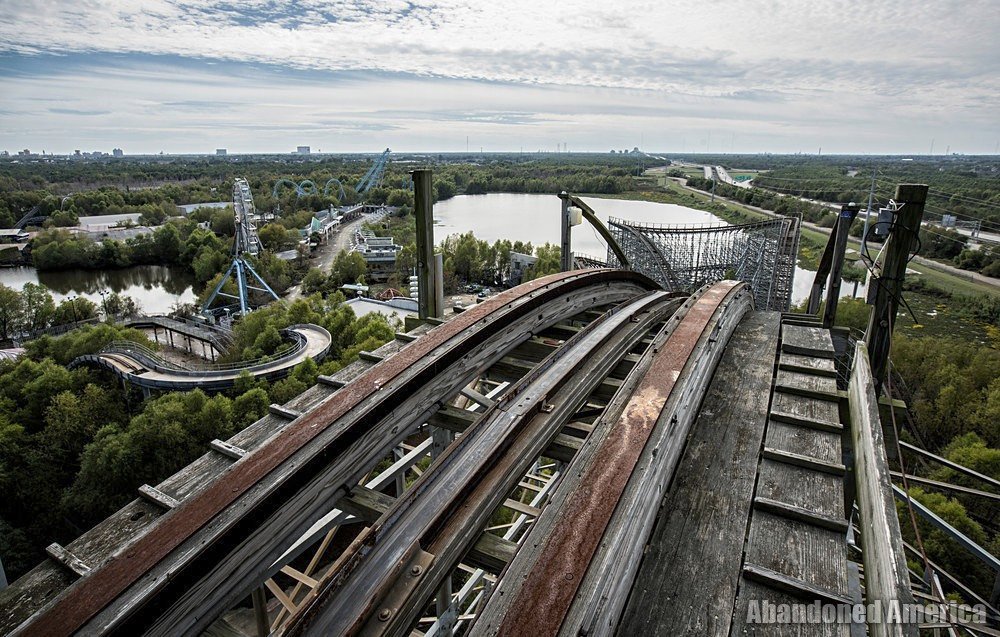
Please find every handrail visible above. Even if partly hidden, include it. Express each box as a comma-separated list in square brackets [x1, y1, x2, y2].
[848, 341, 918, 637]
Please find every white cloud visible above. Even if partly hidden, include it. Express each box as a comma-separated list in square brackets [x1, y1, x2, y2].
[0, 1, 997, 153]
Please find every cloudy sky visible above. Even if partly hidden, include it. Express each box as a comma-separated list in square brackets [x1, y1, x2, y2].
[1, 1, 997, 155]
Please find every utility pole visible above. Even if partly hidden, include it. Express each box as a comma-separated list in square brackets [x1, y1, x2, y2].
[821, 204, 860, 328]
[559, 192, 572, 272]
[861, 167, 877, 243]
[710, 171, 717, 203]
[412, 169, 439, 319]
[865, 184, 928, 394]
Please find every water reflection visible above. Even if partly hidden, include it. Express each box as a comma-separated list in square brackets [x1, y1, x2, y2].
[0, 265, 199, 314]
[433, 193, 867, 304]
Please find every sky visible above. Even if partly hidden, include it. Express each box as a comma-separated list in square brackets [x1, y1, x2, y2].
[0, 1, 998, 155]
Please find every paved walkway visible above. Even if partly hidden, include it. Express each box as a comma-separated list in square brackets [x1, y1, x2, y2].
[77, 324, 332, 391]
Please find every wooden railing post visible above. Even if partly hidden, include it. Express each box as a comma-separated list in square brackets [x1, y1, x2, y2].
[849, 341, 917, 637]
[865, 185, 927, 393]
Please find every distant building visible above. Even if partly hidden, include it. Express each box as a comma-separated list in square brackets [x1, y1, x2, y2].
[112, 148, 124, 157]
[509, 251, 538, 285]
[216, 148, 227, 156]
[345, 297, 416, 323]
[18, 149, 31, 156]
[354, 229, 401, 264]
[296, 146, 310, 155]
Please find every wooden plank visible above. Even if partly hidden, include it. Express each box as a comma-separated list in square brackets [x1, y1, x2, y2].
[45, 544, 90, 578]
[849, 342, 919, 637]
[773, 383, 841, 403]
[780, 353, 837, 373]
[771, 391, 840, 429]
[743, 512, 850, 597]
[769, 412, 843, 434]
[753, 497, 848, 533]
[137, 485, 180, 510]
[729, 579, 849, 636]
[618, 311, 780, 636]
[781, 324, 836, 358]
[743, 563, 852, 605]
[755, 459, 845, 520]
[762, 447, 846, 476]
[765, 420, 842, 466]
[776, 368, 838, 394]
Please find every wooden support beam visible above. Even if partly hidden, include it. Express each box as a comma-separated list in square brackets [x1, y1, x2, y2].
[358, 351, 383, 363]
[138, 484, 180, 510]
[269, 404, 302, 420]
[503, 499, 542, 518]
[316, 374, 345, 389]
[850, 341, 918, 637]
[762, 447, 846, 476]
[394, 332, 419, 343]
[340, 486, 519, 574]
[45, 544, 90, 577]
[210, 438, 247, 460]
[753, 497, 848, 533]
[743, 563, 853, 606]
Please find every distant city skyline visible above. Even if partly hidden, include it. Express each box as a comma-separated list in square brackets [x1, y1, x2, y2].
[1, 1, 998, 155]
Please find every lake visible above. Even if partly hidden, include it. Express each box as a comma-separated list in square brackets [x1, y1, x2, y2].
[0, 193, 862, 313]
[434, 193, 866, 304]
[0, 265, 199, 315]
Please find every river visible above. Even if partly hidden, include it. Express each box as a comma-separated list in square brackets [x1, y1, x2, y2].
[434, 193, 866, 304]
[0, 265, 198, 315]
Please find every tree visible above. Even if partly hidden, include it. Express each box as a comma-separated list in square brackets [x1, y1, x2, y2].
[20, 283, 54, 333]
[330, 250, 367, 287]
[0, 284, 24, 340]
[259, 223, 292, 252]
[233, 388, 269, 428]
[51, 297, 98, 326]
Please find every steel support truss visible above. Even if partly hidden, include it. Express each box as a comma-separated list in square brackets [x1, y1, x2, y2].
[606, 215, 800, 311]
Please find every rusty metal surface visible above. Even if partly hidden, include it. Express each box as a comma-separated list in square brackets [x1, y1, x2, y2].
[15, 269, 656, 637]
[494, 281, 741, 637]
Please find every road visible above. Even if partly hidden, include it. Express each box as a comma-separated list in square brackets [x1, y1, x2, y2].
[283, 213, 372, 301]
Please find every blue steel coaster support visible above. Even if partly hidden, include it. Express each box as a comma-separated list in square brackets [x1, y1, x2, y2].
[202, 178, 280, 318]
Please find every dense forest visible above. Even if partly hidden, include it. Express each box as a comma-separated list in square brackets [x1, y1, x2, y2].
[0, 289, 394, 580]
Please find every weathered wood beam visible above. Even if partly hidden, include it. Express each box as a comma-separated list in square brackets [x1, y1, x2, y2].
[849, 341, 918, 637]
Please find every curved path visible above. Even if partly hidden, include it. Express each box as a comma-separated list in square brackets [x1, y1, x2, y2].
[71, 323, 331, 391]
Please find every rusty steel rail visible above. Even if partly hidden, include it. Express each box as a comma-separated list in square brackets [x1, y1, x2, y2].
[281, 290, 684, 635]
[9, 269, 658, 637]
[471, 280, 753, 636]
